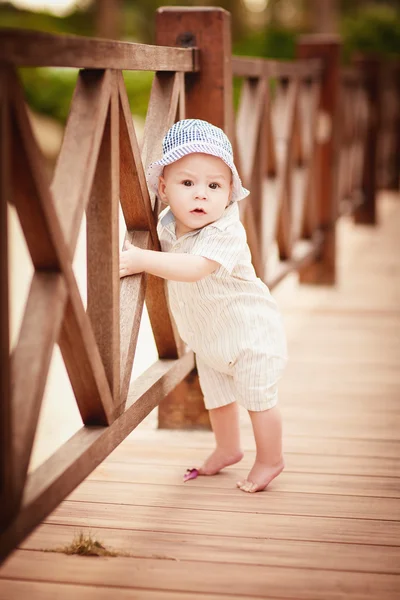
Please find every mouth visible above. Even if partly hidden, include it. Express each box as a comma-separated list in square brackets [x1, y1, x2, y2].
[190, 208, 206, 215]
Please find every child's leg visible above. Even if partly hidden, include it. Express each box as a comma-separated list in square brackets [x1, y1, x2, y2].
[199, 401, 243, 475]
[194, 358, 244, 476]
[237, 405, 284, 493]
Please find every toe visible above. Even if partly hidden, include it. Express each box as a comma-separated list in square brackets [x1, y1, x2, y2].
[239, 480, 258, 493]
[238, 479, 251, 492]
[248, 482, 258, 493]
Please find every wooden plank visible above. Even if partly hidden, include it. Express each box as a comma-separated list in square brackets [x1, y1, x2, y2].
[103, 445, 400, 478]
[239, 199, 264, 279]
[232, 56, 322, 79]
[0, 69, 13, 528]
[283, 435, 400, 458]
[51, 69, 112, 252]
[10, 99, 60, 269]
[46, 501, 400, 546]
[2, 550, 400, 600]
[65, 481, 400, 521]
[87, 77, 120, 403]
[10, 274, 66, 506]
[141, 72, 181, 196]
[118, 71, 165, 407]
[266, 97, 278, 177]
[276, 78, 299, 260]
[88, 461, 400, 497]
[235, 78, 266, 277]
[118, 231, 151, 412]
[10, 68, 115, 426]
[58, 294, 115, 426]
[141, 72, 183, 360]
[110, 428, 400, 459]
[22, 523, 400, 575]
[118, 72, 157, 240]
[236, 78, 267, 187]
[0, 352, 194, 562]
[301, 80, 320, 238]
[0, 581, 237, 600]
[290, 89, 309, 243]
[0, 28, 198, 72]
[252, 90, 269, 254]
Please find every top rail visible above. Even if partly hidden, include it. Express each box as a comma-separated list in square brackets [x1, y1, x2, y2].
[232, 56, 323, 79]
[0, 28, 199, 72]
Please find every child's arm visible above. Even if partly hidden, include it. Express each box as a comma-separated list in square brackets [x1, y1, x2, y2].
[120, 240, 218, 283]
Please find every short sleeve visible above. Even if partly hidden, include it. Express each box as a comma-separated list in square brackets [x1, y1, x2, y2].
[190, 224, 246, 274]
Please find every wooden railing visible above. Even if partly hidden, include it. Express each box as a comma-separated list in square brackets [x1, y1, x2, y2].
[0, 15, 197, 561]
[0, 7, 395, 562]
[338, 57, 400, 224]
[376, 61, 400, 191]
[338, 65, 369, 215]
[232, 55, 325, 288]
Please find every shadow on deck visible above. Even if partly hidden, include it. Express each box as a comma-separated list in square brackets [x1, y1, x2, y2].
[1, 191, 399, 599]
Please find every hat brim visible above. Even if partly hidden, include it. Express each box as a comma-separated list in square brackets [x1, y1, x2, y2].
[146, 142, 250, 203]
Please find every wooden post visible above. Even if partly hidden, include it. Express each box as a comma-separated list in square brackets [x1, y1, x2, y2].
[297, 35, 341, 284]
[155, 7, 233, 138]
[155, 6, 233, 428]
[353, 56, 381, 225]
[384, 62, 400, 191]
[0, 72, 14, 530]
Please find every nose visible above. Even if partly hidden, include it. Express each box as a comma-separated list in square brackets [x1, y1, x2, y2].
[194, 185, 208, 200]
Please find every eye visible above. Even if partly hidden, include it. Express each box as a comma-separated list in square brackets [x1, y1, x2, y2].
[182, 180, 193, 187]
[209, 182, 220, 190]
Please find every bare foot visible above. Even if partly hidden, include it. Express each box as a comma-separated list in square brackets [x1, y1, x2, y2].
[198, 448, 244, 476]
[236, 457, 284, 493]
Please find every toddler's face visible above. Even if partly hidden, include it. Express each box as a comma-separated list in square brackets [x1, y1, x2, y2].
[158, 153, 232, 237]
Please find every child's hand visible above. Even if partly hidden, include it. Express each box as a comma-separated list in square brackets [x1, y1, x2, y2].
[119, 240, 145, 278]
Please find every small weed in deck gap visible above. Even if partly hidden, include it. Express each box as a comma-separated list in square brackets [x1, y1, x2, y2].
[42, 531, 121, 557]
[41, 531, 178, 560]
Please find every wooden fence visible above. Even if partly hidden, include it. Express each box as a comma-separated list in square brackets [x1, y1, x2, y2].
[338, 56, 400, 223]
[0, 6, 398, 563]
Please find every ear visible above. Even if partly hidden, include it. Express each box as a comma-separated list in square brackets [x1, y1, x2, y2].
[157, 176, 169, 204]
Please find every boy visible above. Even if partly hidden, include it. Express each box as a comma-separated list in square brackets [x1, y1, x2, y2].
[120, 119, 287, 493]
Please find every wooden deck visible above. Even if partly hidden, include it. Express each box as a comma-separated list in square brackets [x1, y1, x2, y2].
[1, 190, 400, 599]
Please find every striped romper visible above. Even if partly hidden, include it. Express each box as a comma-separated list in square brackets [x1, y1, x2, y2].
[157, 201, 288, 412]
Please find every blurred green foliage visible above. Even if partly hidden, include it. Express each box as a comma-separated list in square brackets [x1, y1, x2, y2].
[0, 2, 94, 35]
[341, 3, 400, 61]
[20, 68, 78, 123]
[19, 67, 154, 124]
[233, 26, 296, 61]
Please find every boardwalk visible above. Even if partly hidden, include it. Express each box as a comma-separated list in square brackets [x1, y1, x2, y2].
[0, 191, 399, 599]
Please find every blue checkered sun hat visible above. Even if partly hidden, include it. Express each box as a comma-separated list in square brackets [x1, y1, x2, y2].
[146, 119, 250, 202]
